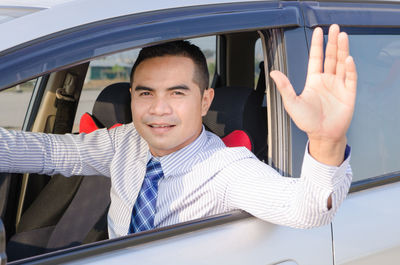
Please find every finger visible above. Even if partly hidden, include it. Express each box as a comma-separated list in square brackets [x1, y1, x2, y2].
[270, 70, 297, 107]
[307, 27, 324, 75]
[324, 24, 340, 74]
[336, 31, 350, 80]
[344, 56, 357, 94]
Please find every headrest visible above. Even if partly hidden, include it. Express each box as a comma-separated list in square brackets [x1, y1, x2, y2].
[203, 86, 253, 137]
[79, 82, 132, 134]
[92, 82, 132, 128]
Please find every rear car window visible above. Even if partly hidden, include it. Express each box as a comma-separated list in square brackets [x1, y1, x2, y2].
[346, 33, 400, 181]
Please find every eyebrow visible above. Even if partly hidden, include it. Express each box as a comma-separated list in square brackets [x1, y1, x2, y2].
[134, 86, 154, 92]
[166, 85, 190, 91]
[134, 85, 190, 91]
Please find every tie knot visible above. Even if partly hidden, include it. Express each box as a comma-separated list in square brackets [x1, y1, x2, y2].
[146, 158, 164, 182]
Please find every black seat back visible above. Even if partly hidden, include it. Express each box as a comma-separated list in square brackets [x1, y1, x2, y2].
[92, 82, 132, 128]
[203, 62, 268, 160]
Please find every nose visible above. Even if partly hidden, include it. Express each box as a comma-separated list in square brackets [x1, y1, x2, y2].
[149, 96, 172, 116]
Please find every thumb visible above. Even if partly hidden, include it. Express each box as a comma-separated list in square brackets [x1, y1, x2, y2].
[269, 70, 297, 106]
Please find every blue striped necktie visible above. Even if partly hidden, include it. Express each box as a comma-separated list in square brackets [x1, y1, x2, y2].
[129, 158, 164, 233]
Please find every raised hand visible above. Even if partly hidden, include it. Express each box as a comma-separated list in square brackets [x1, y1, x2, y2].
[270, 24, 357, 166]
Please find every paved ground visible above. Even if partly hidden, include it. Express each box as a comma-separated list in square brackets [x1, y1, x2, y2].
[0, 91, 32, 129]
[0, 90, 101, 130]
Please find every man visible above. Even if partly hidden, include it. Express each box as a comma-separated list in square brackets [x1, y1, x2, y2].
[0, 24, 356, 238]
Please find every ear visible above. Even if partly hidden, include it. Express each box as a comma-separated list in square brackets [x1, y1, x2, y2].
[201, 88, 214, 116]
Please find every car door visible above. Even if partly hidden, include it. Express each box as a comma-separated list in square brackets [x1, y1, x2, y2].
[1, 1, 335, 264]
[299, 1, 400, 264]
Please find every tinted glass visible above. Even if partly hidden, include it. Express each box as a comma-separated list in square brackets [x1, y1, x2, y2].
[0, 80, 36, 129]
[346, 34, 400, 181]
[255, 38, 263, 89]
[190, 36, 216, 86]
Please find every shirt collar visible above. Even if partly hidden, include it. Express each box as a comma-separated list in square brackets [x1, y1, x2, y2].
[147, 126, 208, 178]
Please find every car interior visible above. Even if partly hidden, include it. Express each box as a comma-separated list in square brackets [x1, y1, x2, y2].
[0, 30, 269, 262]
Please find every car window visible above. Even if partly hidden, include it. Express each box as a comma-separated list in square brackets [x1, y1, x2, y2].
[4, 31, 258, 263]
[346, 33, 400, 182]
[255, 38, 263, 89]
[0, 79, 37, 130]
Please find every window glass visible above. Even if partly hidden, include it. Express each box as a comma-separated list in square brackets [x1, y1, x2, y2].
[254, 38, 264, 89]
[190, 36, 216, 86]
[0, 79, 37, 130]
[346, 34, 400, 181]
[74, 36, 216, 132]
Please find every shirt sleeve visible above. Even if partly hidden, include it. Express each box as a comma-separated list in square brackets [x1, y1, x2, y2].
[0, 126, 119, 177]
[219, 144, 352, 229]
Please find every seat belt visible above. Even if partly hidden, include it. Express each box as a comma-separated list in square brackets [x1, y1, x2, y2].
[53, 73, 77, 134]
[46, 175, 111, 250]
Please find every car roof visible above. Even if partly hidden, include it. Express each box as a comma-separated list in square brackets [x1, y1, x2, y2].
[0, 0, 75, 23]
[1, 0, 400, 54]
[0, 0, 271, 54]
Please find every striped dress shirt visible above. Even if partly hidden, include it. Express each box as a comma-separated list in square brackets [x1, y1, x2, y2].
[0, 124, 352, 238]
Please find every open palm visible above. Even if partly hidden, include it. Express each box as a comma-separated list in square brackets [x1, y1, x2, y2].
[270, 24, 357, 165]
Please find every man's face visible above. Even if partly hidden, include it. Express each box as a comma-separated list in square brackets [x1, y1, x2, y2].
[131, 55, 214, 157]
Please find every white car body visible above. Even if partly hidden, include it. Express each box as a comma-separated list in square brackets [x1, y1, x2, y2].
[0, 0, 400, 264]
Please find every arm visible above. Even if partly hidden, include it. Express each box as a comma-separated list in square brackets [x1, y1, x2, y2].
[0, 126, 116, 177]
[220, 149, 352, 228]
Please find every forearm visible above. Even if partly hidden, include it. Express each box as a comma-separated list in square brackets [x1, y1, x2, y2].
[0, 127, 114, 177]
[0, 127, 81, 176]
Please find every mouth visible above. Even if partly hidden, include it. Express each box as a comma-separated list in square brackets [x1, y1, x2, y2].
[148, 124, 175, 128]
[149, 124, 175, 128]
[147, 123, 176, 133]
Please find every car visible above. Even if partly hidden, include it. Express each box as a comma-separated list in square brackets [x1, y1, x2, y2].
[0, 0, 400, 264]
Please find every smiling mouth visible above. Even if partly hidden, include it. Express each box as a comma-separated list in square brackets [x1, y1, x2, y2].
[148, 124, 175, 128]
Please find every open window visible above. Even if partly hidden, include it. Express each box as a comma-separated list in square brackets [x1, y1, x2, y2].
[2, 31, 271, 262]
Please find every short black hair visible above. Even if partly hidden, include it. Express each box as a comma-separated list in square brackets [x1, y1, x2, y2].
[130, 40, 209, 93]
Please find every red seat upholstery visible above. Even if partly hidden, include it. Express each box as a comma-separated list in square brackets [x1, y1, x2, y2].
[222, 130, 252, 151]
[79, 112, 122, 134]
[79, 112, 99, 133]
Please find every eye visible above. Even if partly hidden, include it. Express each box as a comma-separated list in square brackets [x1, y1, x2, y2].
[139, 91, 152, 96]
[172, 90, 185, 96]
